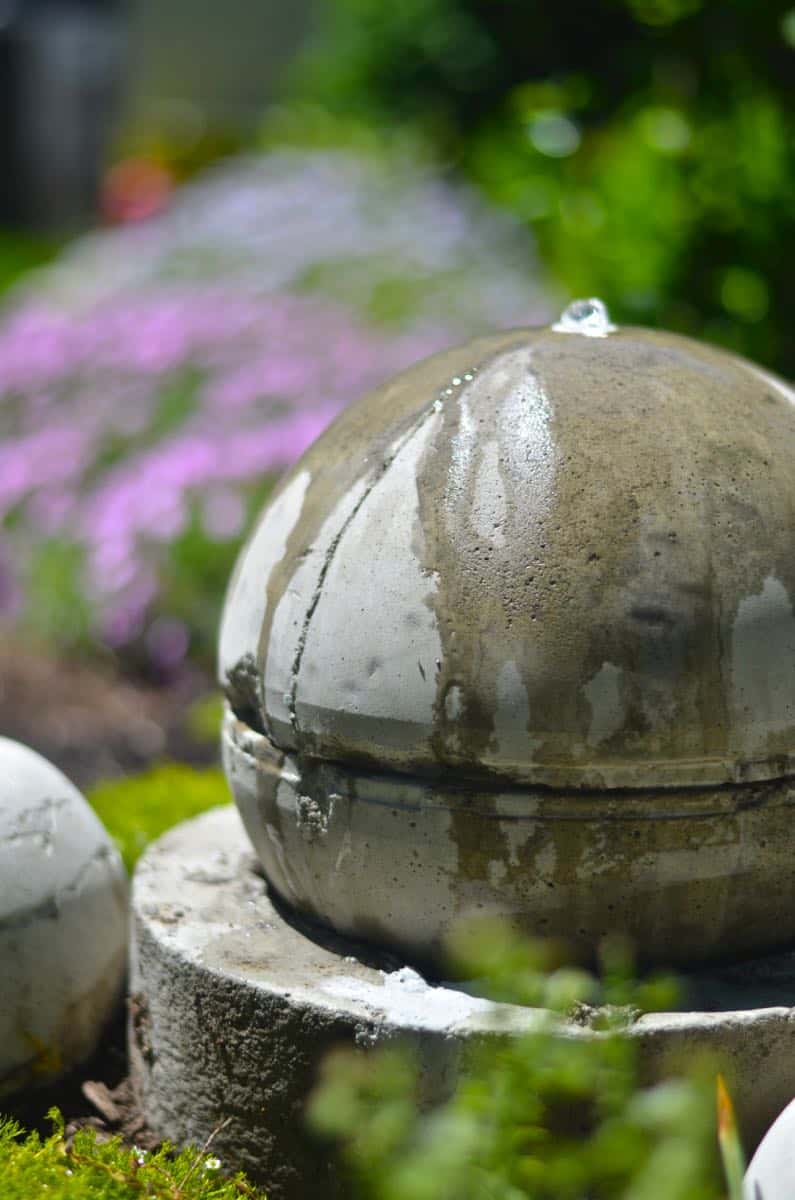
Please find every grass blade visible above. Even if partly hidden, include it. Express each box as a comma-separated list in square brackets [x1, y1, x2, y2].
[717, 1074, 745, 1200]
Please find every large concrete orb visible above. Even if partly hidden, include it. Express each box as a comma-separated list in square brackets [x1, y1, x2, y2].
[219, 304, 795, 966]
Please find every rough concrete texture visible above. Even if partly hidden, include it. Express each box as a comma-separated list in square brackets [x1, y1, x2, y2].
[220, 315, 795, 790]
[0, 737, 128, 1097]
[223, 708, 795, 967]
[218, 311, 795, 964]
[132, 807, 795, 1198]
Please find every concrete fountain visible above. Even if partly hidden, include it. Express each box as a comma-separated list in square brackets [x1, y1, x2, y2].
[130, 300, 795, 1197]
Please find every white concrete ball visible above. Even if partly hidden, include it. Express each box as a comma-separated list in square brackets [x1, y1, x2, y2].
[745, 1096, 795, 1199]
[0, 737, 128, 1096]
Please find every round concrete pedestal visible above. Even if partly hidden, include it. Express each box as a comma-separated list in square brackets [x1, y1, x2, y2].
[130, 807, 795, 1199]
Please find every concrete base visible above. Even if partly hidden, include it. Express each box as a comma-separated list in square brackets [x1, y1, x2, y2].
[130, 807, 795, 1199]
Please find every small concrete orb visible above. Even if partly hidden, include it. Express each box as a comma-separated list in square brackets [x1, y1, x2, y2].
[219, 308, 795, 967]
[0, 738, 128, 1097]
[745, 1096, 795, 1199]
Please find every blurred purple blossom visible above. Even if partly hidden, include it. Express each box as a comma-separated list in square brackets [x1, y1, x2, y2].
[0, 148, 552, 664]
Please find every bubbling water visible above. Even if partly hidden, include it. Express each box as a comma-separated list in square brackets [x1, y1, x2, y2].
[552, 298, 617, 338]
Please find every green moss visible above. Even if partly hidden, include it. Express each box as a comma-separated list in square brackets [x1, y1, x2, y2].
[0, 1110, 263, 1199]
[186, 693, 225, 746]
[88, 764, 230, 873]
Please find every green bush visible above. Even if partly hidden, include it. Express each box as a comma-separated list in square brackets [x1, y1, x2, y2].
[0, 1110, 263, 1199]
[0, 230, 57, 296]
[291, 0, 794, 376]
[310, 927, 728, 1199]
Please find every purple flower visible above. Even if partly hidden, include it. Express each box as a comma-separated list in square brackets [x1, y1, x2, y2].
[0, 148, 551, 660]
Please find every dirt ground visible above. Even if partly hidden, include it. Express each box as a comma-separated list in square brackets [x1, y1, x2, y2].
[0, 639, 217, 789]
[3, 1001, 159, 1151]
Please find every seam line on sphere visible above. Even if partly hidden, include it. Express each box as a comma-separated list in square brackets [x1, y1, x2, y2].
[286, 397, 444, 741]
[2, 795, 70, 852]
[0, 894, 60, 933]
[0, 843, 115, 931]
[56, 843, 117, 902]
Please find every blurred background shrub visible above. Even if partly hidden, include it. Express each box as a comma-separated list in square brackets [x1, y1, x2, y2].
[291, 0, 794, 375]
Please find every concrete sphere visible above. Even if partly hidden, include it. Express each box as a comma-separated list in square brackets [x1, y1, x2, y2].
[220, 305, 795, 966]
[745, 1096, 795, 1199]
[0, 738, 128, 1096]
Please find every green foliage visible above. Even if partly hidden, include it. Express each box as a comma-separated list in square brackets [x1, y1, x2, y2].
[25, 538, 94, 651]
[0, 1110, 262, 1199]
[291, 0, 795, 376]
[0, 230, 58, 296]
[310, 927, 725, 1200]
[186, 692, 225, 746]
[155, 481, 274, 669]
[157, 510, 241, 667]
[88, 764, 230, 872]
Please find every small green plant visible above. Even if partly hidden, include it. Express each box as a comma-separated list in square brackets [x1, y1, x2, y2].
[0, 1109, 263, 1199]
[310, 925, 726, 1199]
[716, 1076, 745, 1200]
[89, 764, 230, 872]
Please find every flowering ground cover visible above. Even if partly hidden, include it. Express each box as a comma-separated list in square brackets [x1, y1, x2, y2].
[0, 149, 551, 672]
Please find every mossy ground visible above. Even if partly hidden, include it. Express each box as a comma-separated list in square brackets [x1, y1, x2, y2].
[0, 1111, 264, 1199]
[88, 761, 230, 873]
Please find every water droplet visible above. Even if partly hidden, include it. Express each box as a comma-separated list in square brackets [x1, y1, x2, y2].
[437, 369, 477, 406]
[552, 298, 617, 338]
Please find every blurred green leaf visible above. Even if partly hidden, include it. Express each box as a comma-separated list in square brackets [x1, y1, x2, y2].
[290, 0, 795, 376]
[309, 923, 725, 1200]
